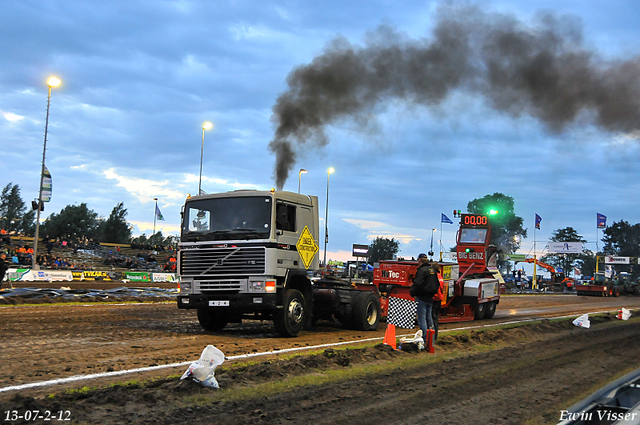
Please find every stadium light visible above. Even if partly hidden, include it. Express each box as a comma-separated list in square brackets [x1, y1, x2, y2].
[199, 121, 213, 195]
[32, 76, 61, 270]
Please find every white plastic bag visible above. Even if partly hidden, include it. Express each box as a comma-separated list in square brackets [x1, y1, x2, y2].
[617, 308, 631, 320]
[572, 314, 590, 329]
[400, 330, 424, 350]
[181, 345, 225, 388]
[400, 329, 423, 344]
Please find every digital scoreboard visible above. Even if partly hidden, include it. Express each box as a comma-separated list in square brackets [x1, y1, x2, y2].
[460, 214, 489, 226]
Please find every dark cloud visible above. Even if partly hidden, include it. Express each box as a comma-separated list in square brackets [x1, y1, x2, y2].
[269, 3, 640, 189]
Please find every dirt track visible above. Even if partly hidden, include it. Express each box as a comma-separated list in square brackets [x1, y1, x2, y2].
[1, 294, 640, 424]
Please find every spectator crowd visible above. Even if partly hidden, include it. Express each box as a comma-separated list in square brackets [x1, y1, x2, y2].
[0, 230, 177, 273]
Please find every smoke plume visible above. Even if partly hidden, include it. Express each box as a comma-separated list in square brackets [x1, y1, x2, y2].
[269, 3, 640, 189]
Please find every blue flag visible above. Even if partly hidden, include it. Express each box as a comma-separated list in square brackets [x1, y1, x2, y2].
[535, 214, 542, 230]
[441, 213, 453, 224]
[597, 213, 606, 229]
[155, 204, 165, 221]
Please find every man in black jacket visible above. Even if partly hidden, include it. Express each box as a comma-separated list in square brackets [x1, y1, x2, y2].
[410, 253, 436, 348]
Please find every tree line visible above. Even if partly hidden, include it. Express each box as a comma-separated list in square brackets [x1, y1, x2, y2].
[0, 183, 174, 247]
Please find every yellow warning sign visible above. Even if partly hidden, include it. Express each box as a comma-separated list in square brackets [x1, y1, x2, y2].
[296, 225, 319, 269]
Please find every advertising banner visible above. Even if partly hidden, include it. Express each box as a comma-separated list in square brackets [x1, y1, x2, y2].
[6, 268, 72, 282]
[72, 270, 112, 281]
[503, 254, 527, 261]
[548, 242, 583, 254]
[605, 256, 630, 265]
[41, 166, 52, 202]
[152, 273, 177, 282]
[124, 271, 151, 282]
[6, 268, 32, 282]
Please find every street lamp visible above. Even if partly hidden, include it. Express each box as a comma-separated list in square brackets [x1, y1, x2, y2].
[298, 169, 307, 194]
[323, 167, 335, 272]
[199, 121, 213, 195]
[32, 76, 61, 269]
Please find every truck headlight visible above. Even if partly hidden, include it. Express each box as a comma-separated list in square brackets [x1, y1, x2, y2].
[180, 283, 191, 292]
[250, 281, 265, 291]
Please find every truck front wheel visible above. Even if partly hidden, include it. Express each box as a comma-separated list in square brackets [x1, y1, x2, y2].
[474, 302, 486, 320]
[274, 289, 306, 337]
[352, 292, 381, 331]
[197, 308, 229, 331]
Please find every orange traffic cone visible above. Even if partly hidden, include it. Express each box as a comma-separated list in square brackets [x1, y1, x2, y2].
[426, 329, 435, 353]
[383, 323, 397, 349]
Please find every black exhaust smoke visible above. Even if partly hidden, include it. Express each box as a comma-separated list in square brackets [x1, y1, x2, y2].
[269, 3, 640, 189]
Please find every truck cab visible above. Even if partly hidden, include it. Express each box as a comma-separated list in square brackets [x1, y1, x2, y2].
[177, 189, 319, 336]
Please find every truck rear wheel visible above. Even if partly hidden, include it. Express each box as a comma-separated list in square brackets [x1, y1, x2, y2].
[634, 286, 640, 296]
[351, 292, 381, 331]
[474, 302, 486, 320]
[484, 301, 497, 319]
[274, 289, 306, 337]
[197, 308, 229, 331]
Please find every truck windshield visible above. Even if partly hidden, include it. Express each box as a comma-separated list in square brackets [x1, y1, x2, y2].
[459, 228, 488, 244]
[182, 196, 271, 241]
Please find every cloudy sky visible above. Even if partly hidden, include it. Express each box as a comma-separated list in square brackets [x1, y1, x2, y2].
[1, 0, 639, 272]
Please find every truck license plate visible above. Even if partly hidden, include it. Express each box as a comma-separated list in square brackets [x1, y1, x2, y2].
[209, 300, 229, 307]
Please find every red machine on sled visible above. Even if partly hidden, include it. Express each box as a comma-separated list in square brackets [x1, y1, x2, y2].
[374, 214, 504, 322]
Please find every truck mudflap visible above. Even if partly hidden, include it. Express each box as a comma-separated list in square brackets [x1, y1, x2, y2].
[177, 293, 278, 311]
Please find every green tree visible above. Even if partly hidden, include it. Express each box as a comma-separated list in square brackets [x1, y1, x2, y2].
[576, 249, 597, 277]
[149, 231, 164, 247]
[368, 237, 400, 263]
[0, 183, 35, 236]
[466, 193, 527, 254]
[99, 202, 132, 243]
[540, 227, 586, 276]
[602, 220, 640, 257]
[601, 220, 640, 277]
[41, 203, 100, 240]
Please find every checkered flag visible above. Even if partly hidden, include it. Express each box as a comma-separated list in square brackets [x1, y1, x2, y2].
[388, 296, 417, 329]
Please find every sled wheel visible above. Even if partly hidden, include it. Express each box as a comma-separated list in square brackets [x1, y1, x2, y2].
[474, 302, 486, 320]
[352, 292, 381, 331]
[274, 289, 306, 337]
[197, 308, 229, 331]
[484, 301, 497, 319]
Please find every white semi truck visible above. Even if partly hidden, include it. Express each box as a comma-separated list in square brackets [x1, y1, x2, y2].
[176, 189, 381, 337]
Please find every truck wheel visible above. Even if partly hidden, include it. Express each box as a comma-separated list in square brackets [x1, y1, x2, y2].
[474, 302, 486, 320]
[197, 308, 229, 331]
[484, 301, 497, 319]
[274, 289, 306, 337]
[634, 286, 640, 296]
[352, 292, 381, 331]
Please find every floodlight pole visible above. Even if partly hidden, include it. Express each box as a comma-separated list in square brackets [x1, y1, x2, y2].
[32, 78, 59, 269]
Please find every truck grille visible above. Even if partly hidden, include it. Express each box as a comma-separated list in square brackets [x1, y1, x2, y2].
[197, 280, 243, 292]
[180, 246, 266, 277]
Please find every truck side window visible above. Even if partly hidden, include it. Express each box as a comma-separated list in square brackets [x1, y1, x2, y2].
[276, 204, 296, 232]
